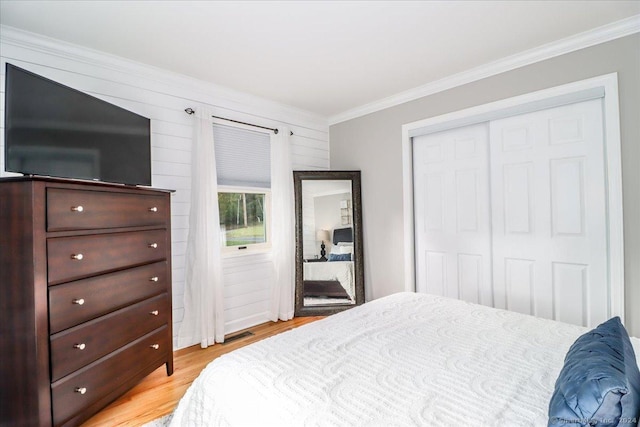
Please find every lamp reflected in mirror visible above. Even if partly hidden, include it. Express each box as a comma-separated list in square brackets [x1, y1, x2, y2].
[316, 229, 330, 261]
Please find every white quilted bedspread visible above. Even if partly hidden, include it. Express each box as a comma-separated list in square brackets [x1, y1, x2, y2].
[170, 292, 640, 427]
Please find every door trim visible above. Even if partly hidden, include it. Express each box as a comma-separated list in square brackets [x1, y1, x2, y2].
[401, 73, 624, 321]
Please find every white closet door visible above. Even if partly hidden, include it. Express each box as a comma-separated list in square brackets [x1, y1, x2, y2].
[413, 123, 493, 305]
[489, 99, 607, 327]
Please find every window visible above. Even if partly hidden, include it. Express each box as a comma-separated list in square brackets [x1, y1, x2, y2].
[213, 123, 271, 252]
[218, 189, 269, 249]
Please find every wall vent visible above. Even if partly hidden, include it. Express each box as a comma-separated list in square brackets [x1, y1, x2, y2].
[223, 331, 254, 344]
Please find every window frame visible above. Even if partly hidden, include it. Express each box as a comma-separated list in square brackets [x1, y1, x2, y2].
[218, 185, 272, 256]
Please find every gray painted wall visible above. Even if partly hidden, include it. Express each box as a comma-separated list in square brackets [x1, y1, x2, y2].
[315, 192, 352, 237]
[329, 34, 640, 336]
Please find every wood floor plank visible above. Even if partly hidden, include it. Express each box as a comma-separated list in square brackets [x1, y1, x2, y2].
[81, 316, 324, 426]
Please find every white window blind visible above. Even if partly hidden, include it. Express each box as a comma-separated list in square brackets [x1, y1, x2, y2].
[213, 123, 271, 188]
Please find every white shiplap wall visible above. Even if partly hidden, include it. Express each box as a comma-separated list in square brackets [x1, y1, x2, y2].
[0, 26, 329, 350]
[302, 189, 317, 259]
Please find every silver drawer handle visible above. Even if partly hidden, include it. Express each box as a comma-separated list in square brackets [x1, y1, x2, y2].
[150, 310, 159, 316]
[149, 207, 158, 212]
[74, 387, 87, 395]
[72, 298, 85, 305]
[148, 243, 158, 249]
[74, 343, 86, 350]
[70, 206, 84, 212]
[149, 276, 159, 282]
[70, 253, 84, 260]
[150, 344, 160, 350]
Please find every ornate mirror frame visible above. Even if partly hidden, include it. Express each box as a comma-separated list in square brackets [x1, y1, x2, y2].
[294, 170, 365, 316]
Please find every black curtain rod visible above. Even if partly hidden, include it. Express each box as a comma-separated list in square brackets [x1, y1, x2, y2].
[184, 108, 293, 136]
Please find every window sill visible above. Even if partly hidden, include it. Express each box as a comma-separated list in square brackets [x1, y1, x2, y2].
[221, 247, 272, 259]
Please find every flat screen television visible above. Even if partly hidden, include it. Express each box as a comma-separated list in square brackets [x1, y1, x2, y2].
[4, 63, 151, 186]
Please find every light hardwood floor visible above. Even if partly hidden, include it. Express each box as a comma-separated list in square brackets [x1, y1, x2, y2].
[81, 316, 324, 426]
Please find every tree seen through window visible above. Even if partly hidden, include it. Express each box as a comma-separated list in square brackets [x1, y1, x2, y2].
[218, 192, 266, 247]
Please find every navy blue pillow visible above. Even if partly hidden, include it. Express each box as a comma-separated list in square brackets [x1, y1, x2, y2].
[328, 253, 351, 262]
[548, 317, 640, 426]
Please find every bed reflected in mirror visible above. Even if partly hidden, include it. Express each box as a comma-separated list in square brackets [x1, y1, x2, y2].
[294, 171, 364, 316]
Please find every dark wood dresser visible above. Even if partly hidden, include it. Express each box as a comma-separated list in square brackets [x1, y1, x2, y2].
[0, 177, 174, 427]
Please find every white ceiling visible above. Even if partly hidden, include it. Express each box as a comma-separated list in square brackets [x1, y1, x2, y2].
[1, 1, 639, 120]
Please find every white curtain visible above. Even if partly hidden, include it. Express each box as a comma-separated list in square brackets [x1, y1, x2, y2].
[269, 126, 295, 321]
[178, 107, 225, 348]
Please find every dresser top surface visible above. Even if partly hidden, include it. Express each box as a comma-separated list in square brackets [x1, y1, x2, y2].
[0, 175, 174, 193]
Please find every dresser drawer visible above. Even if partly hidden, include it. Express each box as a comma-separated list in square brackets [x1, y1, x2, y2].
[51, 326, 169, 426]
[49, 261, 168, 334]
[47, 229, 167, 285]
[50, 294, 168, 382]
[47, 188, 168, 231]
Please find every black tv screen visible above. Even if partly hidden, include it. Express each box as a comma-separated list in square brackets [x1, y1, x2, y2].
[4, 63, 151, 186]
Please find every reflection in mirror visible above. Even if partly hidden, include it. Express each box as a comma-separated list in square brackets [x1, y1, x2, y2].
[294, 171, 364, 316]
[302, 180, 355, 306]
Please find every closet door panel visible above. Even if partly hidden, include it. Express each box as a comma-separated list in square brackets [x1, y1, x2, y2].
[489, 99, 607, 327]
[413, 123, 492, 306]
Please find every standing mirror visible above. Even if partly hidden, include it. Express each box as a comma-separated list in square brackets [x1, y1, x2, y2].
[294, 170, 365, 316]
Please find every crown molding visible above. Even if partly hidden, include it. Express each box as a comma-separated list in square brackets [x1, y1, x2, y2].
[2, 13, 638, 130]
[0, 25, 329, 132]
[328, 14, 640, 126]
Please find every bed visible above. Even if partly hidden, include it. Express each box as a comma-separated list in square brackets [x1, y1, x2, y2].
[169, 293, 640, 426]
